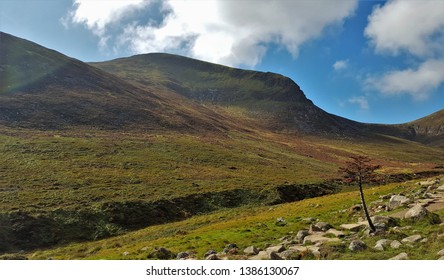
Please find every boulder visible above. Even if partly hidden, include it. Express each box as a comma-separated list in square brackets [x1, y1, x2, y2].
[288, 245, 309, 253]
[147, 247, 175, 260]
[389, 252, 409, 260]
[390, 240, 402, 249]
[243, 246, 259, 256]
[401, 234, 422, 244]
[437, 249, 444, 257]
[310, 222, 333, 233]
[371, 216, 399, 227]
[204, 249, 217, 258]
[388, 195, 410, 210]
[339, 223, 365, 232]
[296, 230, 309, 241]
[279, 249, 302, 260]
[248, 251, 269, 260]
[266, 245, 285, 254]
[206, 254, 220, 260]
[403, 204, 441, 224]
[269, 251, 283, 260]
[176, 252, 189, 259]
[349, 240, 367, 252]
[374, 239, 392, 251]
[326, 229, 346, 238]
[303, 234, 340, 245]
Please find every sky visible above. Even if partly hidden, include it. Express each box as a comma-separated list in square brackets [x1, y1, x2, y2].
[1, 0, 444, 124]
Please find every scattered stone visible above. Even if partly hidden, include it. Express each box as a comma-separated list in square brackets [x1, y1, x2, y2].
[349, 204, 362, 212]
[123, 251, 130, 256]
[388, 195, 410, 210]
[310, 222, 333, 233]
[177, 252, 189, 259]
[226, 243, 238, 249]
[147, 247, 175, 260]
[227, 248, 238, 255]
[279, 235, 292, 242]
[296, 230, 309, 241]
[307, 246, 321, 258]
[401, 234, 422, 244]
[279, 249, 301, 260]
[437, 249, 444, 256]
[204, 249, 217, 258]
[140, 247, 148, 251]
[437, 185, 444, 192]
[374, 239, 392, 251]
[349, 240, 367, 252]
[439, 256, 444, 260]
[389, 252, 409, 260]
[390, 240, 402, 249]
[206, 254, 220, 260]
[266, 245, 285, 254]
[326, 228, 346, 238]
[339, 223, 365, 232]
[243, 246, 259, 256]
[288, 245, 309, 253]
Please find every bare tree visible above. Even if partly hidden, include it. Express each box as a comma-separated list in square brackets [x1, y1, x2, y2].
[339, 155, 381, 233]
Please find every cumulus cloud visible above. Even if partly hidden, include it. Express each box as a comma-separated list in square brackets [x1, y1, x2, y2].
[367, 59, 444, 100]
[333, 59, 349, 71]
[64, 0, 357, 67]
[365, 0, 444, 99]
[349, 96, 369, 110]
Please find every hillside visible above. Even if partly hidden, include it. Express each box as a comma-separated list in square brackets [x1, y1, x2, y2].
[1, 32, 444, 257]
[91, 53, 363, 135]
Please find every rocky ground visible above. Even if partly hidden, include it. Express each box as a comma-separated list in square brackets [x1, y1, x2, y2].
[147, 178, 444, 260]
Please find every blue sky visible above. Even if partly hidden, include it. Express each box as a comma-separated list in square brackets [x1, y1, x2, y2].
[1, 0, 443, 124]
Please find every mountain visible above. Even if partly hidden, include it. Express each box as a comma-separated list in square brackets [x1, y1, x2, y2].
[91, 53, 364, 135]
[0, 32, 231, 131]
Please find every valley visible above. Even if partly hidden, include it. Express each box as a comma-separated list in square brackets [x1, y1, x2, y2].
[1, 32, 444, 259]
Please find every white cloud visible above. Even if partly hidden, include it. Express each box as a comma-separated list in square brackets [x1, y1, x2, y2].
[64, 0, 151, 36]
[364, 0, 444, 99]
[333, 59, 349, 71]
[65, 0, 357, 67]
[349, 96, 369, 110]
[367, 59, 444, 100]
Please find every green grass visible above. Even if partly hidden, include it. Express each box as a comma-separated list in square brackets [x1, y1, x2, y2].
[25, 177, 443, 260]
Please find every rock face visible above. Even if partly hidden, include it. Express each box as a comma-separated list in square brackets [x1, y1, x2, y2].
[349, 240, 367, 252]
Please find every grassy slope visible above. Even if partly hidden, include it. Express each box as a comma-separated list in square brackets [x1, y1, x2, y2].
[26, 177, 443, 260]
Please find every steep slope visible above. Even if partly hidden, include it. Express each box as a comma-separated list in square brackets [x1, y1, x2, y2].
[0, 32, 230, 131]
[92, 53, 363, 135]
[404, 110, 444, 147]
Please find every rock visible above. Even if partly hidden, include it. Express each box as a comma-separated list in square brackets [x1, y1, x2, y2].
[279, 249, 301, 260]
[276, 217, 287, 226]
[227, 248, 238, 255]
[288, 245, 309, 253]
[206, 254, 220, 260]
[437, 185, 444, 192]
[307, 246, 321, 258]
[401, 234, 422, 243]
[243, 246, 259, 256]
[266, 245, 285, 254]
[303, 234, 340, 245]
[349, 204, 362, 212]
[269, 251, 283, 260]
[374, 239, 392, 251]
[403, 204, 441, 224]
[310, 222, 333, 233]
[302, 217, 317, 224]
[437, 249, 444, 256]
[390, 240, 402, 249]
[439, 256, 444, 260]
[279, 235, 292, 242]
[249, 251, 269, 260]
[226, 243, 238, 249]
[204, 249, 217, 258]
[349, 240, 367, 252]
[388, 195, 410, 210]
[296, 230, 309, 241]
[326, 229, 346, 238]
[123, 251, 130, 256]
[339, 223, 365, 232]
[389, 252, 409, 260]
[371, 216, 399, 227]
[147, 247, 175, 260]
[177, 252, 189, 259]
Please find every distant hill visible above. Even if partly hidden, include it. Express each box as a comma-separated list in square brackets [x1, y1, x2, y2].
[0, 32, 231, 131]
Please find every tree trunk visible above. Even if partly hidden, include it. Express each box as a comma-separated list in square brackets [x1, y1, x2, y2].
[359, 178, 376, 232]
